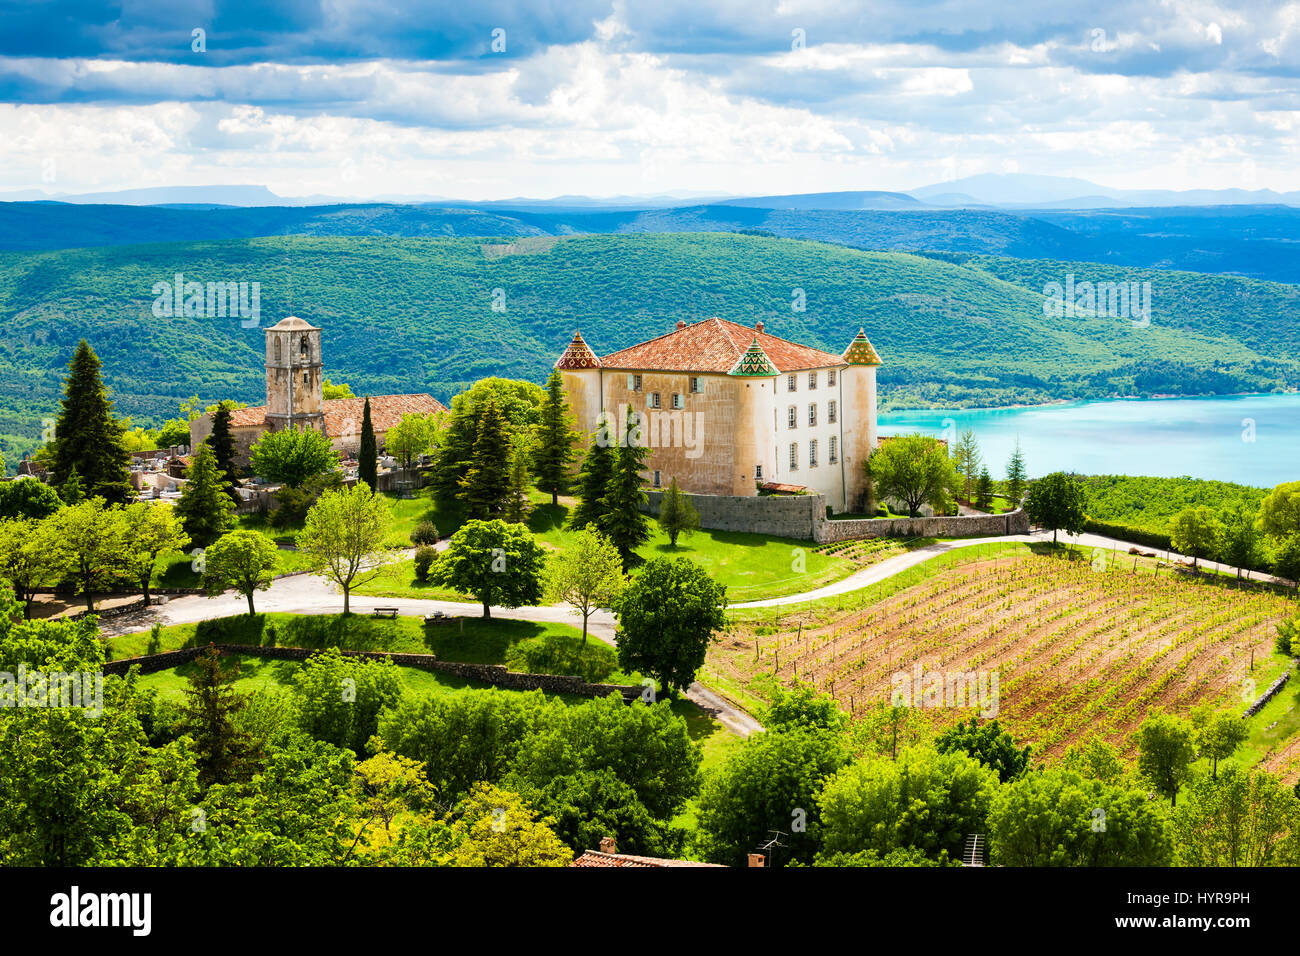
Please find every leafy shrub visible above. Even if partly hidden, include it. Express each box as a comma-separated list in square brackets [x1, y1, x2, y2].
[411, 521, 440, 546]
[413, 545, 438, 582]
[505, 635, 617, 683]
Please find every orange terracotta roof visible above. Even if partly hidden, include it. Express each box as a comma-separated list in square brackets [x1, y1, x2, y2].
[598, 317, 845, 374]
[227, 394, 447, 433]
[569, 851, 724, 868]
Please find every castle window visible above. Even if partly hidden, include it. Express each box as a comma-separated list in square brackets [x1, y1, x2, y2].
[787, 374, 796, 392]
[653, 470, 661, 488]
[828, 400, 837, 424]
[755, 465, 763, 480]
[829, 436, 838, 464]
[274, 339, 282, 363]
[808, 403, 817, 426]
[627, 374, 642, 391]
[828, 369, 836, 387]
[672, 393, 683, 409]
[299, 336, 310, 361]
[303, 371, 309, 384]
[809, 439, 818, 467]
[649, 392, 661, 409]
[689, 377, 702, 393]
[789, 443, 798, 470]
[809, 371, 817, 389]
[787, 406, 796, 429]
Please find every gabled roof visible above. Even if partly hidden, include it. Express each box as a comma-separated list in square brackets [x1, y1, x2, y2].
[227, 394, 447, 432]
[598, 317, 845, 374]
[843, 327, 883, 366]
[555, 330, 601, 370]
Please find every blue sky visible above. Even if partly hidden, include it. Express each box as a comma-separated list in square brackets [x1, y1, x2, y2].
[1, 0, 1297, 199]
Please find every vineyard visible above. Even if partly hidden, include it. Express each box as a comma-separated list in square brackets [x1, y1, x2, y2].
[714, 547, 1297, 760]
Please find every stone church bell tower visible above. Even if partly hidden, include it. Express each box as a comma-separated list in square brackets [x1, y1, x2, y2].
[264, 316, 326, 434]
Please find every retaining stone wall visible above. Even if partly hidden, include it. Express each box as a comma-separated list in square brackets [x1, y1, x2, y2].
[642, 490, 1029, 543]
[103, 643, 641, 702]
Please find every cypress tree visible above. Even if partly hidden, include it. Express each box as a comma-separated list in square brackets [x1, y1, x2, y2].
[50, 339, 132, 503]
[1006, 438, 1028, 505]
[175, 444, 236, 548]
[534, 370, 576, 506]
[568, 427, 615, 530]
[207, 401, 239, 501]
[358, 396, 378, 491]
[599, 409, 652, 568]
[657, 477, 700, 547]
[459, 397, 510, 517]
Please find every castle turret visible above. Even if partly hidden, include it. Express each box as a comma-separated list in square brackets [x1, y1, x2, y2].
[556, 330, 603, 445]
[728, 338, 778, 495]
[265, 316, 326, 434]
[841, 327, 882, 511]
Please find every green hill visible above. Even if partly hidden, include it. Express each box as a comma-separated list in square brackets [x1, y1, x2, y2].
[1, 232, 1298, 467]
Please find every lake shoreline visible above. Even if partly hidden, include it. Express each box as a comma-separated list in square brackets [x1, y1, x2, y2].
[880, 388, 1300, 416]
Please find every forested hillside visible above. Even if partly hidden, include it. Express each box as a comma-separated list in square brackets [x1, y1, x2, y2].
[1, 232, 1298, 466]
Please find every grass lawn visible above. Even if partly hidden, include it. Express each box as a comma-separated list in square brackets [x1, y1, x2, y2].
[352, 489, 859, 604]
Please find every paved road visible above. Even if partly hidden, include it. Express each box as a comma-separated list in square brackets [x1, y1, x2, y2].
[732, 528, 1287, 609]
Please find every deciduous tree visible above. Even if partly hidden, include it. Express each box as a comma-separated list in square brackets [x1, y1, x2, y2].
[545, 528, 625, 645]
[615, 557, 726, 695]
[865, 433, 959, 518]
[250, 427, 339, 489]
[202, 529, 279, 615]
[433, 518, 546, 619]
[1025, 471, 1088, 545]
[296, 483, 397, 614]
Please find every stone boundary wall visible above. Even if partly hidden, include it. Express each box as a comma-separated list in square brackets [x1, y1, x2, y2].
[643, 489, 824, 540]
[816, 507, 1031, 543]
[642, 490, 1029, 543]
[1243, 660, 1296, 718]
[103, 643, 642, 702]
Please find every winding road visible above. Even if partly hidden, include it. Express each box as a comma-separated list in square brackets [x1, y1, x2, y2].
[101, 528, 1286, 740]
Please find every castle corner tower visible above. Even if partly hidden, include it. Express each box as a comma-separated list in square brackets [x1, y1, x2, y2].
[841, 327, 882, 511]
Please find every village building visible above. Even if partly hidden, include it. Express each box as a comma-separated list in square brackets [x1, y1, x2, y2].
[190, 316, 447, 468]
[556, 317, 882, 513]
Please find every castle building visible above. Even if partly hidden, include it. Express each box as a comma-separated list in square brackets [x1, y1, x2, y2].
[556, 318, 882, 513]
[190, 316, 447, 469]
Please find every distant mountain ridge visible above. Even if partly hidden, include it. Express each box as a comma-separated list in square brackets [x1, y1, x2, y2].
[3, 199, 1299, 283]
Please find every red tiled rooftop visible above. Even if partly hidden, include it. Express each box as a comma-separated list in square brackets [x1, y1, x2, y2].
[598, 317, 845, 374]
[569, 851, 724, 868]
[228, 394, 447, 432]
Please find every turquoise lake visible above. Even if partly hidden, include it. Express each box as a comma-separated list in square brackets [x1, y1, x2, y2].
[878, 393, 1300, 487]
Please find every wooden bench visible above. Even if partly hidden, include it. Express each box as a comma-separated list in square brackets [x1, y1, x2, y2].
[372, 607, 399, 618]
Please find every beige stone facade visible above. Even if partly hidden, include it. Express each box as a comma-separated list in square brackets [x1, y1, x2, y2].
[557, 318, 882, 513]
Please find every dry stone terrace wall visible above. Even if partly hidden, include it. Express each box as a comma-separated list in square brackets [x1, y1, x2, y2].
[644, 489, 822, 539]
[103, 643, 642, 702]
[642, 490, 1028, 542]
[816, 508, 1030, 543]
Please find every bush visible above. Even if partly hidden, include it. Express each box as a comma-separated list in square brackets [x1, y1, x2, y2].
[413, 545, 438, 582]
[411, 521, 440, 547]
[505, 634, 617, 683]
